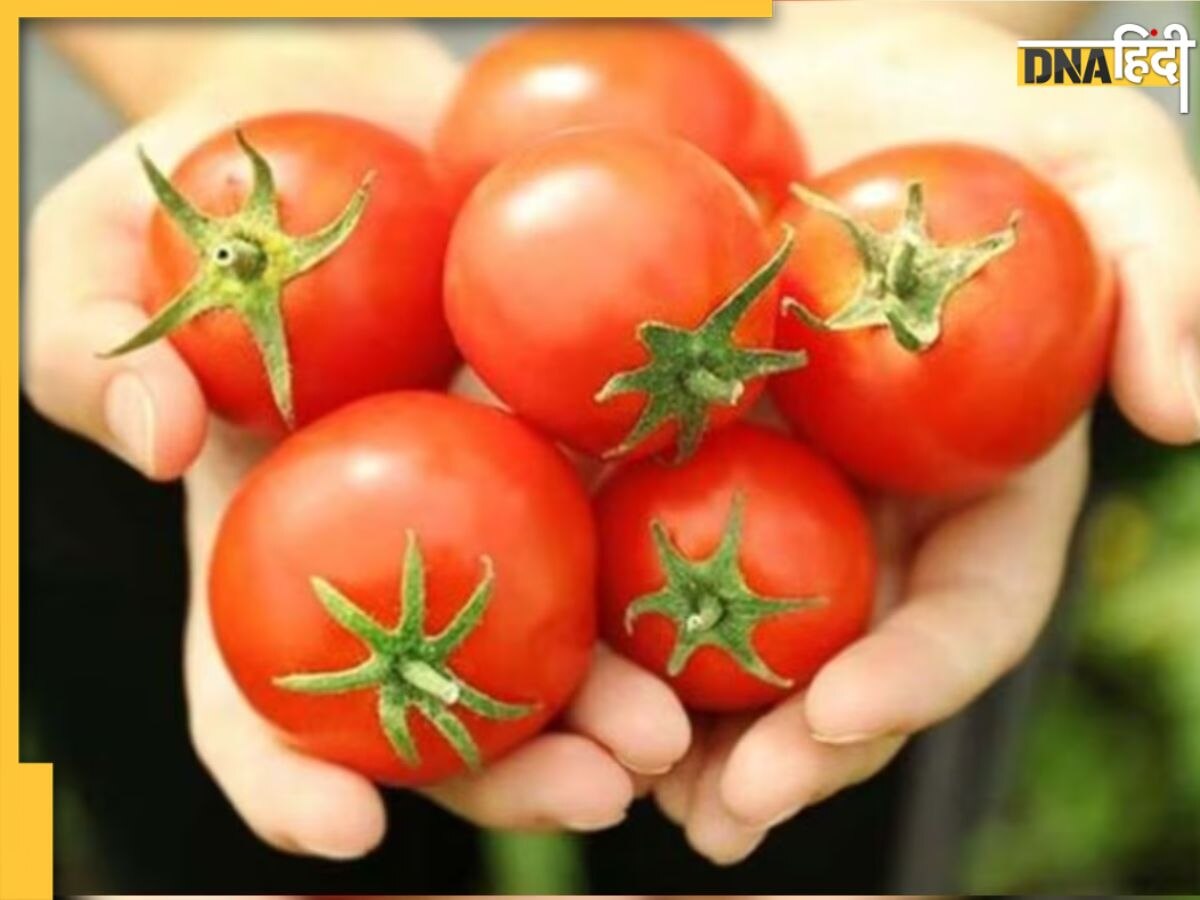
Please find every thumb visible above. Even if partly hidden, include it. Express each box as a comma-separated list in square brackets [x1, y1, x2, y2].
[25, 298, 208, 480]
[1053, 99, 1200, 445]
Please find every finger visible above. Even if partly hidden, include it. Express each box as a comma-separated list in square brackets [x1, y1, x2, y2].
[806, 419, 1089, 743]
[46, 23, 459, 139]
[26, 138, 209, 479]
[25, 299, 208, 479]
[681, 715, 766, 866]
[630, 773, 656, 799]
[423, 733, 634, 832]
[654, 722, 708, 827]
[184, 590, 386, 859]
[719, 690, 906, 828]
[175, 26, 459, 146]
[563, 646, 691, 776]
[1051, 95, 1200, 444]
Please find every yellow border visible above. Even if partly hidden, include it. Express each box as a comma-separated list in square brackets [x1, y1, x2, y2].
[2, 16, 52, 896]
[1, 6, 773, 898]
[27, 1, 773, 16]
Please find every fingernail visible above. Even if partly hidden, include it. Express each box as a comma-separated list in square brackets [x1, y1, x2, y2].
[727, 799, 805, 831]
[1182, 338, 1200, 441]
[296, 837, 372, 861]
[702, 830, 768, 866]
[616, 754, 674, 776]
[810, 729, 884, 746]
[104, 372, 156, 473]
[561, 809, 627, 832]
[764, 802, 805, 830]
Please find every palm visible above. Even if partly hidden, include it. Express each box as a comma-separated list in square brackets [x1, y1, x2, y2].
[732, 6, 1126, 168]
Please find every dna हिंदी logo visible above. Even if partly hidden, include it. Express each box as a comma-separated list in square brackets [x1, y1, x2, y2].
[1018, 23, 1195, 114]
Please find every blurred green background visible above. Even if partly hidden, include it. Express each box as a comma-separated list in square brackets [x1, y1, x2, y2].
[964, 416, 1200, 893]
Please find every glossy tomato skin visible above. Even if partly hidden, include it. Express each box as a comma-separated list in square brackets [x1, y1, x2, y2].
[209, 392, 596, 785]
[144, 113, 457, 435]
[596, 423, 875, 712]
[433, 23, 806, 214]
[771, 144, 1115, 495]
[445, 127, 780, 460]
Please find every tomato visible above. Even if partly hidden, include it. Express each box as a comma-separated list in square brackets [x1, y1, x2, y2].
[771, 143, 1114, 495]
[445, 126, 805, 463]
[106, 113, 456, 434]
[209, 392, 596, 786]
[596, 423, 874, 712]
[433, 22, 806, 214]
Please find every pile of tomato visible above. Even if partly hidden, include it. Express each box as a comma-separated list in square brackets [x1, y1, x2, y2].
[111, 23, 1115, 785]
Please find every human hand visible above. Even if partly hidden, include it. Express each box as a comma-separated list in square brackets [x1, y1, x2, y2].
[654, 5, 1200, 863]
[181, 403, 687, 858]
[24, 27, 690, 858]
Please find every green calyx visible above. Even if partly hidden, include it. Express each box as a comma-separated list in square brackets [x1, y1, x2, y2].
[596, 227, 806, 462]
[784, 181, 1019, 352]
[625, 494, 825, 688]
[100, 131, 375, 427]
[274, 531, 536, 771]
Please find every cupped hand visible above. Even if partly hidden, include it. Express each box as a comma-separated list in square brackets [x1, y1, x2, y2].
[654, 5, 1200, 864]
[182, 412, 687, 858]
[24, 27, 689, 858]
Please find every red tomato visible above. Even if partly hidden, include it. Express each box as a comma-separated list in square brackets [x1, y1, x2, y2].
[596, 423, 875, 712]
[445, 126, 804, 463]
[209, 392, 596, 786]
[771, 143, 1114, 495]
[433, 22, 806, 214]
[125, 113, 455, 434]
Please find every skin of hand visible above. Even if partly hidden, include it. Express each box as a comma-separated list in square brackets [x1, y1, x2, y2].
[24, 26, 691, 859]
[649, 3, 1200, 865]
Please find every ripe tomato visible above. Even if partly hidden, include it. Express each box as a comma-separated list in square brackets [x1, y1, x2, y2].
[432, 22, 806, 214]
[445, 127, 805, 463]
[771, 143, 1114, 495]
[209, 392, 596, 786]
[596, 423, 875, 712]
[108, 113, 456, 434]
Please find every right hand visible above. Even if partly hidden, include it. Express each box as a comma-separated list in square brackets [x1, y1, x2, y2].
[24, 28, 691, 859]
[655, 5, 1200, 865]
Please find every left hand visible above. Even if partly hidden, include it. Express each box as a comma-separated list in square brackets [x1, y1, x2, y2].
[655, 4, 1200, 863]
[25, 26, 690, 857]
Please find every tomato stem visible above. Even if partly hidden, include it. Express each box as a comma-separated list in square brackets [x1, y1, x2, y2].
[785, 180, 1019, 353]
[273, 530, 536, 772]
[684, 368, 744, 406]
[885, 235, 917, 296]
[99, 129, 375, 427]
[684, 595, 724, 633]
[625, 493, 826, 687]
[215, 237, 268, 281]
[399, 659, 462, 705]
[595, 227, 806, 462]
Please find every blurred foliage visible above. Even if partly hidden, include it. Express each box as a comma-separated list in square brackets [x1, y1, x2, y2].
[965, 440, 1200, 893]
[483, 829, 585, 894]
